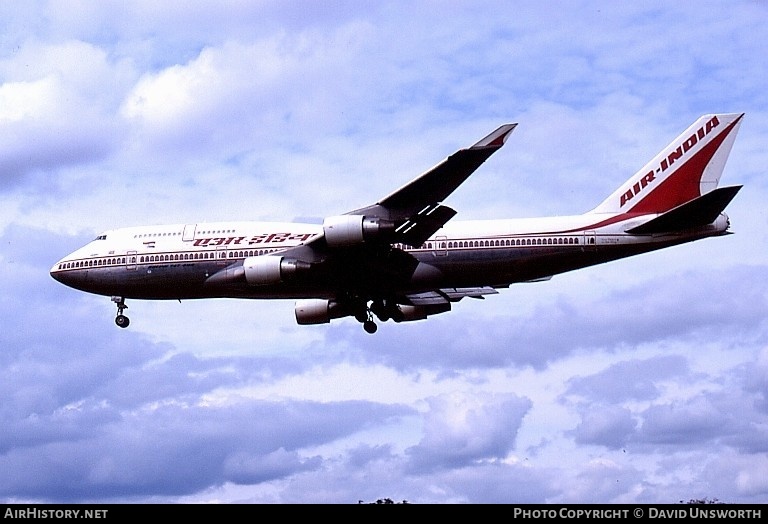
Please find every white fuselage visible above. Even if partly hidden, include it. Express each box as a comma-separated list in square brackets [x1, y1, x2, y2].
[50, 212, 729, 301]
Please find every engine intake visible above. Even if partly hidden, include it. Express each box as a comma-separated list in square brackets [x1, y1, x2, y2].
[244, 256, 311, 286]
[394, 303, 451, 322]
[323, 215, 396, 247]
[295, 299, 349, 325]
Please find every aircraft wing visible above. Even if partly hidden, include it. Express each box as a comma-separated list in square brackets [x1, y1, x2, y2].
[228, 124, 518, 298]
[347, 123, 517, 246]
[405, 286, 500, 305]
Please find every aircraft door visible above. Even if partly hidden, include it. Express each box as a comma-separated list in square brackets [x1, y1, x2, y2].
[434, 235, 447, 256]
[216, 245, 228, 266]
[584, 230, 596, 250]
[183, 224, 196, 242]
[127, 250, 137, 270]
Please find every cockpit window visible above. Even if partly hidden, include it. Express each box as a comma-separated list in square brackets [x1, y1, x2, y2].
[94, 235, 107, 240]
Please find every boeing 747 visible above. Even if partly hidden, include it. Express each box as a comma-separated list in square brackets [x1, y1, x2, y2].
[51, 113, 744, 333]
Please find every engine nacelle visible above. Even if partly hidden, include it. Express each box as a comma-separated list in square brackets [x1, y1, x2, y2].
[295, 299, 349, 325]
[323, 215, 395, 247]
[244, 256, 310, 286]
[294, 299, 452, 325]
[395, 303, 451, 322]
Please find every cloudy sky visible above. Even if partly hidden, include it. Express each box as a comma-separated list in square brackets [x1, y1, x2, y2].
[1, 0, 767, 504]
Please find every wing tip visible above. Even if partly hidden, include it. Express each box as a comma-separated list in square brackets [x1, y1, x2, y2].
[472, 123, 518, 148]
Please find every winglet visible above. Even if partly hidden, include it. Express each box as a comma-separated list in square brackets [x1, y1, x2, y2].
[471, 123, 517, 148]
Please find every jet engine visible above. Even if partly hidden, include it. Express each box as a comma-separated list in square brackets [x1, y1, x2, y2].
[294, 299, 451, 325]
[295, 299, 348, 325]
[323, 215, 396, 247]
[393, 303, 451, 322]
[244, 256, 311, 286]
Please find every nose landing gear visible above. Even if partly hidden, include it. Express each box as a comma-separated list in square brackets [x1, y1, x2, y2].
[111, 296, 130, 328]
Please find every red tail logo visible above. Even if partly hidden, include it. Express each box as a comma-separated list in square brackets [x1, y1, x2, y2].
[619, 116, 720, 208]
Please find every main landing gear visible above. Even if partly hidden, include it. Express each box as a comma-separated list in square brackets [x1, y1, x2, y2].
[352, 299, 405, 334]
[111, 296, 130, 328]
[353, 310, 378, 334]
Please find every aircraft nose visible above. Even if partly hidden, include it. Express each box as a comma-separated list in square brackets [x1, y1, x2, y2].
[50, 261, 67, 284]
[50, 260, 85, 289]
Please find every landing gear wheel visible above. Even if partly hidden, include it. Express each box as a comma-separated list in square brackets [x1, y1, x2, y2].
[370, 300, 390, 322]
[111, 296, 130, 329]
[363, 320, 378, 334]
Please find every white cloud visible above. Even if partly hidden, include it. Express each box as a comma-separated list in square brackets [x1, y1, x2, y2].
[1, 0, 767, 504]
[406, 392, 532, 471]
[0, 78, 57, 122]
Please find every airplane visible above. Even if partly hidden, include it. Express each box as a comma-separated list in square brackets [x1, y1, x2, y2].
[51, 113, 744, 334]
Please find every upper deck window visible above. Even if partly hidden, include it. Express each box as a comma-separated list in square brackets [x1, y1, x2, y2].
[94, 235, 107, 240]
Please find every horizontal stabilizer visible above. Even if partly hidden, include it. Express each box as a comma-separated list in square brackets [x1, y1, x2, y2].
[626, 185, 742, 235]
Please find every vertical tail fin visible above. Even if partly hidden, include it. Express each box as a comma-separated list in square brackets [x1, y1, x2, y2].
[591, 113, 744, 215]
